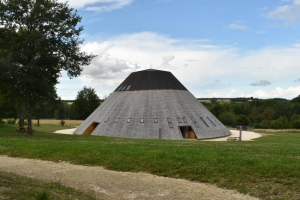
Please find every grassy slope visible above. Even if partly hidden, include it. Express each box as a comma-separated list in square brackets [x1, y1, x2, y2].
[0, 171, 96, 200]
[0, 124, 299, 200]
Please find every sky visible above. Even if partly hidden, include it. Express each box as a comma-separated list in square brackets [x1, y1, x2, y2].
[56, 0, 300, 100]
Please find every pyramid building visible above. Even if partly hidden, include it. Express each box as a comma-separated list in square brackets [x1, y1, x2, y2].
[74, 69, 231, 140]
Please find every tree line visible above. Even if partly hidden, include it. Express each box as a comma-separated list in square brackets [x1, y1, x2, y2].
[3, 85, 300, 130]
[0, 86, 101, 124]
[204, 96, 300, 129]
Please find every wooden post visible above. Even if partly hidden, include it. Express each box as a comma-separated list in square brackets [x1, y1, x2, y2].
[159, 128, 162, 139]
[239, 125, 242, 141]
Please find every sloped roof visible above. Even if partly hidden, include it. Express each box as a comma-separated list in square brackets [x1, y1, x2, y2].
[114, 69, 187, 91]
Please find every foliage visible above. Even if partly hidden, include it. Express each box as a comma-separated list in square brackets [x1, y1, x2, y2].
[0, 0, 96, 134]
[207, 97, 300, 129]
[217, 111, 236, 127]
[0, 124, 300, 200]
[60, 120, 65, 126]
[71, 87, 100, 120]
[291, 120, 300, 129]
[270, 116, 290, 129]
[236, 114, 250, 125]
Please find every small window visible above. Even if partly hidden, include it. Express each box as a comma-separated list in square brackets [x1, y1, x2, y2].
[182, 117, 188, 123]
[118, 86, 123, 91]
[177, 118, 182, 123]
[105, 118, 110, 122]
[121, 86, 127, 91]
[167, 118, 173, 128]
[167, 118, 172, 123]
[194, 122, 199, 128]
[126, 85, 131, 90]
[200, 117, 209, 127]
[207, 117, 216, 127]
[115, 118, 119, 123]
[127, 118, 131, 123]
[191, 117, 195, 122]
[154, 118, 158, 123]
[140, 118, 144, 123]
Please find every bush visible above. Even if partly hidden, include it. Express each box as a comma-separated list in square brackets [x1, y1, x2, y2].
[218, 111, 236, 127]
[270, 116, 290, 129]
[236, 115, 251, 126]
[60, 120, 65, 126]
[7, 119, 16, 124]
[291, 120, 300, 129]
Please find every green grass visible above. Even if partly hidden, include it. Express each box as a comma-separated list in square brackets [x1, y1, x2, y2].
[0, 171, 96, 200]
[0, 124, 300, 200]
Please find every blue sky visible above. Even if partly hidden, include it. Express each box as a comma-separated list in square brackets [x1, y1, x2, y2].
[57, 0, 300, 100]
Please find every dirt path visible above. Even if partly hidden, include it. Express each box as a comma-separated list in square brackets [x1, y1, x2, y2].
[0, 155, 258, 200]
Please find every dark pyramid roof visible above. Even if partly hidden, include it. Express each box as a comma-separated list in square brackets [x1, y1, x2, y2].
[114, 69, 187, 91]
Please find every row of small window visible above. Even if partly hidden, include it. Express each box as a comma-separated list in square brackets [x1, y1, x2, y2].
[104, 116, 219, 128]
[117, 85, 131, 91]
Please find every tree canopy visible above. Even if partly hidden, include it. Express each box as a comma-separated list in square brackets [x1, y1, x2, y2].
[0, 0, 96, 133]
[71, 87, 100, 120]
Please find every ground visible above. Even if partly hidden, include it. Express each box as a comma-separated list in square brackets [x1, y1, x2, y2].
[0, 155, 258, 200]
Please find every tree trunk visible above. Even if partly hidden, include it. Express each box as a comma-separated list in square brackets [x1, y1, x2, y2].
[37, 118, 40, 126]
[26, 93, 33, 135]
[16, 100, 25, 131]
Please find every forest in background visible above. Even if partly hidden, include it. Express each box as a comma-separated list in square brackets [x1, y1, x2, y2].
[1, 89, 300, 129]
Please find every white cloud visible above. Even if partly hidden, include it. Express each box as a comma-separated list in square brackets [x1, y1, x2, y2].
[227, 23, 248, 30]
[267, 0, 300, 25]
[161, 55, 175, 67]
[251, 87, 300, 99]
[58, 0, 134, 11]
[197, 87, 300, 100]
[70, 32, 300, 99]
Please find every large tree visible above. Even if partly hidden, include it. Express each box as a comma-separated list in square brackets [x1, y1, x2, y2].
[71, 87, 100, 120]
[0, 0, 96, 134]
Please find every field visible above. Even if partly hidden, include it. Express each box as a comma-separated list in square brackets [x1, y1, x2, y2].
[0, 123, 299, 200]
[34, 119, 83, 126]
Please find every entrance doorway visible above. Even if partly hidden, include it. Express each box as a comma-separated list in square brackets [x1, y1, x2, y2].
[179, 126, 197, 139]
[83, 122, 99, 135]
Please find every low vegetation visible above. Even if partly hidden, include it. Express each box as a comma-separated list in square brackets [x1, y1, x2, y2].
[0, 124, 299, 200]
[0, 171, 96, 200]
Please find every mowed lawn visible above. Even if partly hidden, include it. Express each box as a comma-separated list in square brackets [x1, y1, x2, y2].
[0, 124, 299, 200]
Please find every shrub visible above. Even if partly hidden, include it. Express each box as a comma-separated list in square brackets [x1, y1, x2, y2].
[291, 120, 300, 129]
[60, 120, 65, 126]
[270, 116, 290, 129]
[236, 115, 250, 126]
[218, 111, 236, 127]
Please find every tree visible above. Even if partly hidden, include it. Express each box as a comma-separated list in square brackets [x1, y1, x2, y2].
[0, 0, 96, 134]
[71, 87, 100, 120]
[218, 111, 236, 127]
[270, 116, 289, 129]
[236, 115, 250, 126]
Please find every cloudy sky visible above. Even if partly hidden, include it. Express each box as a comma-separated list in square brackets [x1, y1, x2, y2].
[57, 0, 300, 100]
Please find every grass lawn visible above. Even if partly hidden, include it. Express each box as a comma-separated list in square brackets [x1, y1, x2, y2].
[0, 124, 299, 200]
[0, 171, 96, 200]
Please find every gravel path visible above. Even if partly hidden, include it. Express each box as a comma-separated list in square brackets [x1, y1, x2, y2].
[0, 155, 258, 200]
